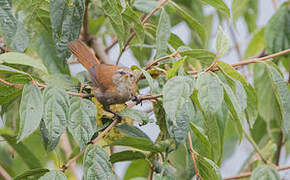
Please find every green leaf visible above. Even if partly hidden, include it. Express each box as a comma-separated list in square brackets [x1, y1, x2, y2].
[190, 123, 212, 159]
[196, 155, 222, 180]
[231, 0, 250, 23]
[115, 123, 150, 139]
[265, 3, 290, 55]
[156, 8, 171, 58]
[264, 62, 290, 138]
[41, 86, 69, 151]
[163, 76, 195, 146]
[169, 33, 185, 50]
[110, 136, 166, 152]
[166, 58, 185, 79]
[0, 64, 28, 75]
[0, 131, 43, 169]
[124, 159, 150, 180]
[50, 0, 84, 61]
[123, 5, 145, 44]
[0, 52, 48, 73]
[14, 168, 49, 180]
[133, 0, 160, 15]
[39, 170, 67, 180]
[221, 82, 243, 140]
[253, 63, 283, 142]
[169, 1, 206, 45]
[250, 165, 280, 180]
[0, 0, 29, 52]
[110, 150, 146, 163]
[140, 68, 155, 92]
[200, 0, 230, 18]
[178, 47, 216, 68]
[68, 97, 97, 149]
[197, 72, 224, 113]
[119, 108, 150, 125]
[17, 83, 43, 142]
[83, 145, 113, 180]
[101, 0, 125, 48]
[35, 30, 70, 74]
[218, 61, 258, 127]
[244, 27, 265, 59]
[89, 16, 106, 35]
[216, 26, 230, 58]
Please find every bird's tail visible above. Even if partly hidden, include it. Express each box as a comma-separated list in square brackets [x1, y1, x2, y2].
[67, 39, 100, 70]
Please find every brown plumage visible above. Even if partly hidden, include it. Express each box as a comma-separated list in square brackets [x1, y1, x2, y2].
[67, 39, 137, 119]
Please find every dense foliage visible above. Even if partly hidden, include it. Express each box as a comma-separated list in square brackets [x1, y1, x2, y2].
[0, 0, 289, 179]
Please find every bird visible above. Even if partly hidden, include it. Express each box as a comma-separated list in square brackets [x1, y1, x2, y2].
[67, 39, 137, 120]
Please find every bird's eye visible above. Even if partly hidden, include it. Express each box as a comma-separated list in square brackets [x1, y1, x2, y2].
[130, 74, 133, 78]
[119, 71, 125, 75]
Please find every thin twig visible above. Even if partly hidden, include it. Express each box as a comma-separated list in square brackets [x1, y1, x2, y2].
[244, 131, 267, 164]
[223, 165, 290, 180]
[0, 165, 11, 180]
[59, 133, 79, 179]
[187, 132, 200, 179]
[145, 51, 179, 70]
[0, 78, 23, 89]
[188, 49, 290, 74]
[61, 119, 119, 172]
[204, 55, 218, 72]
[115, 0, 169, 65]
[275, 131, 283, 165]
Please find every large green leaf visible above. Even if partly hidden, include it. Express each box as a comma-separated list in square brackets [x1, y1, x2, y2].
[123, 5, 145, 44]
[218, 61, 258, 127]
[0, 0, 29, 52]
[110, 136, 167, 152]
[0, 52, 48, 73]
[115, 123, 150, 139]
[124, 159, 150, 180]
[163, 76, 195, 146]
[244, 27, 265, 58]
[101, 0, 125, 48]
[17, 83, 43, 142]
[41, 86, 69, 151]
[264, 62, 290, 138]
[169, 1, 206, 45]
[0, 131, 42, 169]
[216, 26, 230, 58]
[250, 165, 280, 180]
[265, 3, 290, 55]
[119, 108, 150, 125]
[178, 47, 215, 68]
[35, 30, 70, 74]
[68, 97, 97, 149]
[39, 170, 67, 180]
[83, 145, 113, 180]
[197, 72, 224, 113]
[190, 123, 212, 159]
[50, 0, 84, 61]
[200, 0, 230, 18]
[196, 155, 222, 180]
[0, 64, 28, 75]
[110, 150, 146, 163]
[14, 168, 49, 180]
[156, 8, 171, 58]
[220, 82, 243, 140]
[133, 0, 160, 14]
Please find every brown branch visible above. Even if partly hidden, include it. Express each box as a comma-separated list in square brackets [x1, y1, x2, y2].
[145, 51, 179, 70]
[223, 165, 290, 180]
[272, 0, 278, 11]
[114, 0, 169, 65]
[59, 133, 79, 179]
[188, 132, 200, 179]
[188, 49, 290, 74]
[275, 131, 283, 165]
[0, 165, 11, 180]
[0, 77, 93, 98]
[204, 55, 218, 72]
[61, 119, 119, 172]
